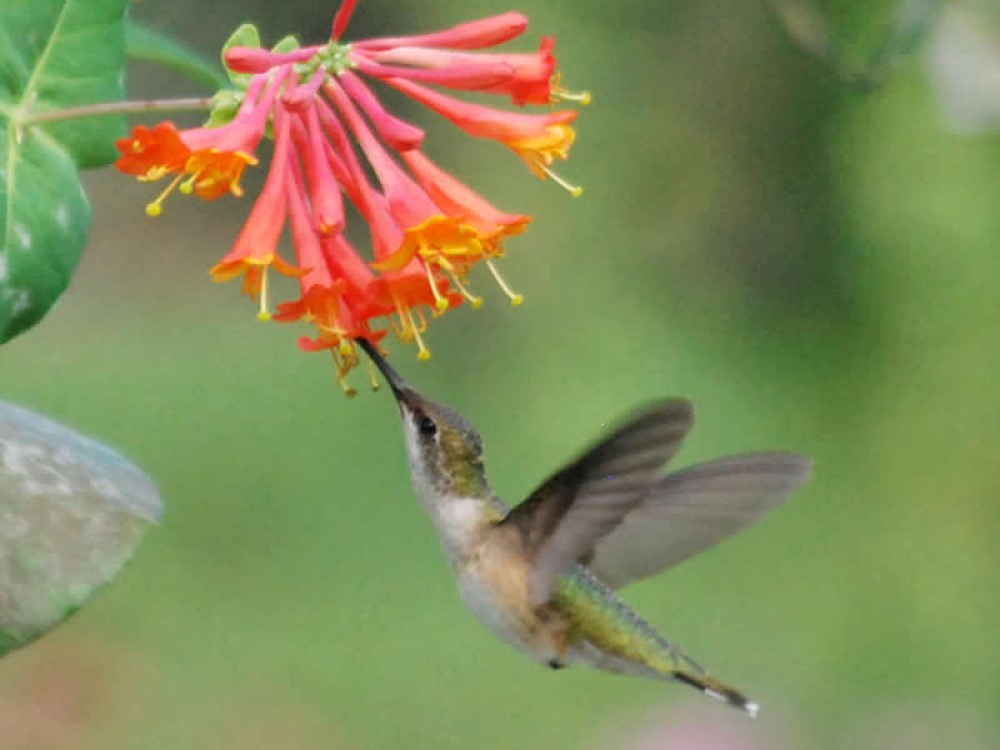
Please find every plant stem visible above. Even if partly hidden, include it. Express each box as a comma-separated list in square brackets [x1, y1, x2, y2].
[18, 97, 213, 126]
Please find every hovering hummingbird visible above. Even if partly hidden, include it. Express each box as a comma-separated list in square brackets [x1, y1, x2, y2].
[358, 340, 811, 716]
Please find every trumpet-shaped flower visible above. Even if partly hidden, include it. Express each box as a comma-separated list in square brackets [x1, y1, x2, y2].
[384, 77, 580, 192]
[209, 110, 303, 318]
[116, 0, 586, 393]
[115, 122, 191, 180]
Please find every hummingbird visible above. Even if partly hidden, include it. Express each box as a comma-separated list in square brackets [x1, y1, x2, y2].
[358, 340, 811, 716]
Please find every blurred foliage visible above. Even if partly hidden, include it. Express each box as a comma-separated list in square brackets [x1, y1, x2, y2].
[771, 0, 946, 90]
[0, 0, 998, 748]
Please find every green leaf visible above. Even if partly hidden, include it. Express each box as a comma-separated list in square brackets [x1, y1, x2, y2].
[0, 402, 162, 658]
[0, 0, 129, 168]
[0, 124, 91, 344]
[271, 34, 301, 54]
[205, 88, 243, 128]
[126, 21, 227, 90]
[0, 0, 129, 343]
[222, 22, 261, 89]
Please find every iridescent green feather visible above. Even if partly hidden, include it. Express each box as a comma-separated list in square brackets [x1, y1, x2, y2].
[555, 566, 679, 675]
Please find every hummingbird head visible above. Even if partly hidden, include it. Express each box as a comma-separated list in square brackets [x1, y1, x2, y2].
[358, 340, 489, 501]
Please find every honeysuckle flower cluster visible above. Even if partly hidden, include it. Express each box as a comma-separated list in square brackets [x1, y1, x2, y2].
[115, 0, 586, 393]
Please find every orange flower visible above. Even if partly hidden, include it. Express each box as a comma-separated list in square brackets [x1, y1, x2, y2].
[115, 122, 190, 179]
[180, 150, 258, 200]
[400, 150, 530, 243]
[384, 77, 581, 194]
[116, 76, 279, 215]
[119, 1, 586, 391]
[209, 112, 302, 319]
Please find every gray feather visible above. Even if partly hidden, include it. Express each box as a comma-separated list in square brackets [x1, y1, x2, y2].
[502, 400, 695, 605]
[587, 452, 812, 589]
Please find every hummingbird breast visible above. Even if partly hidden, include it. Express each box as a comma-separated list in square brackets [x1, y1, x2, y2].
[453, 530, 572, 665]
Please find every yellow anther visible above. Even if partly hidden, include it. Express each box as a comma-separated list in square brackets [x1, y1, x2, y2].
[402, 306, 432, 360]
[541, 165, 583, 197]
[367, 358, 381, 391]
[339, 339, 353, 358]
[486, 260, 524, 306]
[424, 262, 450, 312]
[446, 272, 484, 309]
[144, 174, 185, 217]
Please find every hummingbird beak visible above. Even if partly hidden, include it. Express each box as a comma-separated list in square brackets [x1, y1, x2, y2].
[356, 338, 413, 403]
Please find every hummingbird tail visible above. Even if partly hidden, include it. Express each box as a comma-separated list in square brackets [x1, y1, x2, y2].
[671, 671, 760, 717]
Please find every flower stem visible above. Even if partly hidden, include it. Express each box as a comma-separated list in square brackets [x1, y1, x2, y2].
[17, 97, 213, 127]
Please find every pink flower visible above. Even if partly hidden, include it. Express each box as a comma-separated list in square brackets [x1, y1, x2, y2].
[118, 0, 586, 391]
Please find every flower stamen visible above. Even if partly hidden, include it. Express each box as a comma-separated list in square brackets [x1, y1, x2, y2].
[389, 312, 408, 340]
[486, 259, 523, 306]
[410, 316, 431, 360]
[552, 76, 592, 105]
[145, 174, 186, 217]
[540, 165, 583, 197]
[554, 88, 591, 104]
[257, 267, 273, 321]
[331, 350, 359, 397]
[423, 262, 450, 312]
[446, 271, 483, 309]
[394, 302, 432, 360]
[412, 306, 430, 333]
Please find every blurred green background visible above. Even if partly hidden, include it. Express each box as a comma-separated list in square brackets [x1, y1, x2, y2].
[1, 0, 998, 748]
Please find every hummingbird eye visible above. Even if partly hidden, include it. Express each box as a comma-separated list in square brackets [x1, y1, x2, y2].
[417, 415, 438, 437]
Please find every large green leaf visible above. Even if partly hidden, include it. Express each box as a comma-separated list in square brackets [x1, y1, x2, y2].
[0, 0, 129, 344]
[0, 125, 91, 342]
[1, 0, 129, 167]
[0, 401, 162, 658]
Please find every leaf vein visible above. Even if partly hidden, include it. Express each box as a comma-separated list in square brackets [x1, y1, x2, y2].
[14, 0, 76, 117]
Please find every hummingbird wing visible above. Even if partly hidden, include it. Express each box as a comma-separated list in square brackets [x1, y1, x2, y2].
[585, 452, 812, 589]
[501, 400, 694, 606]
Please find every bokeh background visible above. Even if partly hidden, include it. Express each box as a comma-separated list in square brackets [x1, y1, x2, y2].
[2, 0, 998, 748]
